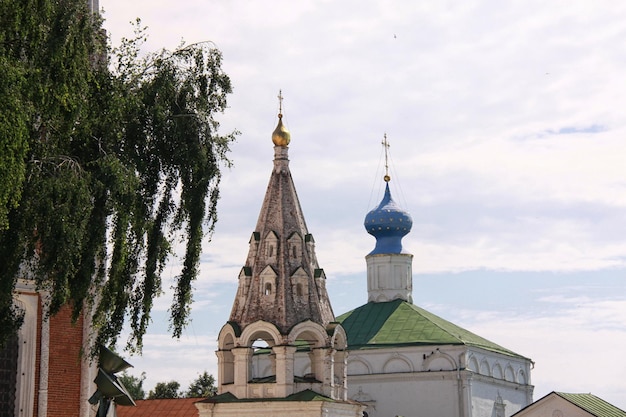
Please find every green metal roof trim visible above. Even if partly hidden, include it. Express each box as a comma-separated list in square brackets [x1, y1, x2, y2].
[248, 375, 320, 384]
[199, 389, 338, 404]
[286, 389, 335, 402]
[336, 299, 527, 359]
[556, 392, 626, 417]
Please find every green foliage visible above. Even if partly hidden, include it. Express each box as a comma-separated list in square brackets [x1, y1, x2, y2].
[118, 371, 146, 400]
[0, 1, 237, 352]
[148, 380, 181, 399]
[186, 371, 217, 398]
[0, 55, 28, 232]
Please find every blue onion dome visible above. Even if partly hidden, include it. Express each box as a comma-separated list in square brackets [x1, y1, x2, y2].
[364, 182, 413, 255]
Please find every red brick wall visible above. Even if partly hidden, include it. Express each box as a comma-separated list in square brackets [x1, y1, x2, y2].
[46, 305, 84, 417]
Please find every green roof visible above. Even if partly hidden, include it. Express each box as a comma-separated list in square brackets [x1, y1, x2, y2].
[555, 392, 626, 417]
[336, 299, 526, 359]
[248, 375, 320, 384]
[199, 389, 338, 404]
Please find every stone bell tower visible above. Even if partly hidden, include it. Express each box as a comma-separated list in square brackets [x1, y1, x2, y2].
[196, 93, 364, 417]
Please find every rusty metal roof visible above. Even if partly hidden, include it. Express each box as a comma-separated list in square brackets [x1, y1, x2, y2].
[115, 398, 200, 417]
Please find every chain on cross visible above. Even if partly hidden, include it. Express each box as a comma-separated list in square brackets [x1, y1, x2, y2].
[382, 133, 391, 182]
[278, 90, 284, 116]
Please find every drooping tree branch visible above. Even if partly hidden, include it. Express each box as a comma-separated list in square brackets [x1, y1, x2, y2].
[0, 1, 238, 353]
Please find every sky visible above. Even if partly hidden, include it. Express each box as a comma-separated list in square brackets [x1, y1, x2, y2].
[101, 0, 626, 410]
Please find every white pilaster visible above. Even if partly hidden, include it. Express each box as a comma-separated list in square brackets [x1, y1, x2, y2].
[232, 347, 253, 398]
[14, 291, 38, 417]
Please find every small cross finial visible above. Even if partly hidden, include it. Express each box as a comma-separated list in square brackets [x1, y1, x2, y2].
[278, 90, 284, 116]
[382, 133, 391, 182]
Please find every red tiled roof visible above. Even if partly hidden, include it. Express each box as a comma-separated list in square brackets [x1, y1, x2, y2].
[116, 398, 200, 417]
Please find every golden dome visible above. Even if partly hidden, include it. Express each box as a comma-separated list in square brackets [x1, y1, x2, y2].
[272, 113, 291, 146]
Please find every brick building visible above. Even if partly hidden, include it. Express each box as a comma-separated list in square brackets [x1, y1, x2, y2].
[1, 280, 96, 417]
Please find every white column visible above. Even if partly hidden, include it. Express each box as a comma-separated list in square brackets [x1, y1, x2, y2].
[273, 345, 297, 398]
[14, 292, 38, 417]
[232, 347, 253, 398]
[216, 350, 234, 394]
[334, 349, 348, 400]
[311, 348, 334, 398]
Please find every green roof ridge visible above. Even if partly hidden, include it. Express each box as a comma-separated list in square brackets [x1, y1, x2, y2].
[406, 302, 522, 357]
[555, 392, 626, 417]
[286, 389, 335, 402]
[199, 389, 338, 404]
[337, 300, 526, 359]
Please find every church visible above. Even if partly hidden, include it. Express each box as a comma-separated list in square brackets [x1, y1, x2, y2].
[194, 99, 534, 417]
[337, 172, 533, 416]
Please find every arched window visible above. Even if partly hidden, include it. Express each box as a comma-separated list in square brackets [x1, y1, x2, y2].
[287, 233, 302, 262]
[290, 267, 308, 298]
[264, 283, 272, 295]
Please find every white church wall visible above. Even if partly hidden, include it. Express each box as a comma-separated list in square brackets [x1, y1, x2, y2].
[466, 347, 534, 417]
[470, 377, 530, 417]
[197, 399, 365, 417]
[466, 349, 531, 384]
[346, 345, 465, 417]
[349, 372, 461, 417]
[344, 345, 533, 417]
[348, 345, 466, 376]
[251, 352, 273, 379]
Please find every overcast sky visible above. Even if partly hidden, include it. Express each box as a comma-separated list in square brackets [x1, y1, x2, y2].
[102, 0, 626, 409]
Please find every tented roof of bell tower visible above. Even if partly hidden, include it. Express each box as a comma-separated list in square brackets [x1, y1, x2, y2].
[228, 96, 335, 334]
